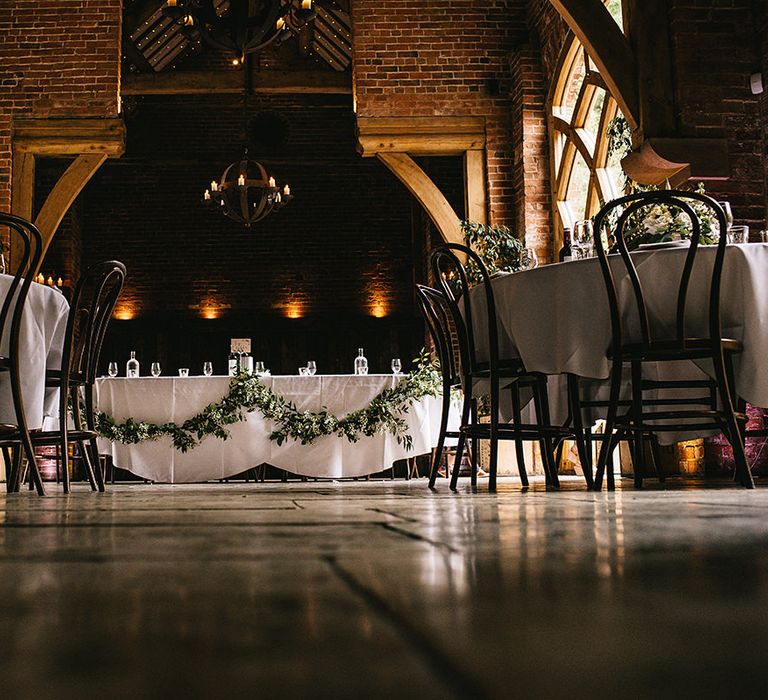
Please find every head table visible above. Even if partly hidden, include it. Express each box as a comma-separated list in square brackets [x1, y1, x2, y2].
[473, 243, 768, 444]
[95, 374, 454, 483]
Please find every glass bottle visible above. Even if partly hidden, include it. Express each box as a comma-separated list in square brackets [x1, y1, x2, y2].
[242, 351, 254, 374]
[354, 348, 368, 375]
[228, 351, 239, 376]
[126, 351, 140, 378]
[558, 227, 572, 262]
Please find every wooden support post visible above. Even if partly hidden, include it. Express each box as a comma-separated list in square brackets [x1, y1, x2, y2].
[377, 152, 463, 245]
[464, 150, 487, 225]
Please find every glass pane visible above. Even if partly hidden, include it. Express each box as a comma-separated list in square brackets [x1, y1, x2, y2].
[606, 108, 627, 195]
[585, 89, 606, 139]
[566, 150, 590, 222]
[558, 51, 585, 122]
[605, 0, 622, 27]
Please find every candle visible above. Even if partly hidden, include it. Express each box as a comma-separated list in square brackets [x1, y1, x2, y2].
[167, 0, 177, 6]
[301, 0, 312, 9]
[37, 273, 44, 284]
[276, 17, 285, 31]
[56, 277, 63, 287]
[283, 184, 291, 196]
[238, 173, 245, 187]
[203, 189, 211, 201]
[268, 176, 276, 188]
[276, 192, 282, 203]
[46, 275, 53, 286]
[211, 180, 218, 192]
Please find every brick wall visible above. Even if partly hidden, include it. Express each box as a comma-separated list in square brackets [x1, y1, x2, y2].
[351, 0, 527, 231]
[669, 0, 767, 230]
[0, 0, 121, 215]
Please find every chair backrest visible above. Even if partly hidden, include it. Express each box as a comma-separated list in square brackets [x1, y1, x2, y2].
[62, 260, 126, 386]
[430, 243, 500, 383]
[593, 189, 729, 350]
[0, 213, 44, 360]
[415, 284, 459, 385]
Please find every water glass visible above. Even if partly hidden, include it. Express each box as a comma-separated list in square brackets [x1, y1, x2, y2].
[299, 367, 310, 376]
[759, 230, 768, 243]
[178, 368, 189, 377]
[391, 358, 402, 375]
[203, 361, 213, 377]
[107, 362, 118, 378]
[728, 225, 748, 244]
[254, 361, 265, 375]
[151, 362, 161, 378]
[307, 360, 317, 376]
[572, 220, 594, 259]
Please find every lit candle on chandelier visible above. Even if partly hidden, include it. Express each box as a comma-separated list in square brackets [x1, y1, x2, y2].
[238, 173, 246, 187]
[276, 192, 282, 203]
[56, 277, 63, 287]
[203, 189, 211, 201]
[36, 273, 44, 284]
[268, 176, 276, 188]
[211, 180, 218, 192]
[46, 275, 53, 287]
[167, 0, 177, 6]
[276, 17, 285, 31]
[283, 184, 291, 196]
[301, 0, 312, 9]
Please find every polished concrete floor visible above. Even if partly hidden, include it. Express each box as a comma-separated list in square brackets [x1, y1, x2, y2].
[2, 476, 768, 699]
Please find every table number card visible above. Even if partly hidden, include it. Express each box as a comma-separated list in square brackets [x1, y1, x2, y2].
[230, 338, 251, 354]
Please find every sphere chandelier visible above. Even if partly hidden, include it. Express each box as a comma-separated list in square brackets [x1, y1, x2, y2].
[162, 0, 317, 63]
[203, 150, 292, 227]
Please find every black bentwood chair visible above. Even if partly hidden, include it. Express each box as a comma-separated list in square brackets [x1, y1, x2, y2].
[0, 213, 45, 494]
[591, 190, 752, 489]
[416, 284, 480, 487]
[431, 243, 572, 491]
[6, 261, 126, 494]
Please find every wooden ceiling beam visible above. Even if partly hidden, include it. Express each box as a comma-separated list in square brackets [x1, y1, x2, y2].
[122, 69, 352, 95]
[356, 116, 486, 156]
[12, 118, 126, 156]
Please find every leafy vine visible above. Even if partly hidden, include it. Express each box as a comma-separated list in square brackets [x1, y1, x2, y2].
[95, 352, 441, 453]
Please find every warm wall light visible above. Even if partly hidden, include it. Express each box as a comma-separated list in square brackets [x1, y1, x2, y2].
[113, 302, 138, 321]
[368, 288, 390, 318]
[284, 302, 303, 319]
[371, 303, 387, 318]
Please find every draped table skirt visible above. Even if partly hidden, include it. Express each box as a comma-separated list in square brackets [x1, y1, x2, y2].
[95, 374, 456, 483]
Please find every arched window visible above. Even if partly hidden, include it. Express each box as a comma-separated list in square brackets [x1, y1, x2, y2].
[549, 0, 625, 244]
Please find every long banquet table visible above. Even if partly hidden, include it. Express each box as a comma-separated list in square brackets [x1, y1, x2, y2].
[476, 243, 768, 444]
[95, 374, 455, 483]
[0, 274, 68, 430]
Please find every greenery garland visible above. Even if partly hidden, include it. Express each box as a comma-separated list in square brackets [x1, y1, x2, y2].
[94, 352, 441, 453]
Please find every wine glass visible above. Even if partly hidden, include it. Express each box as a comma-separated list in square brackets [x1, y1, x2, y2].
[178, 368, 189, 377]
[203, 361, 213, 377]
[298, 367, 310, 376]
[151, 362, 161, 377]
[107, 362, 118, 378]
[254, 361, 265, 376]
[522, 248, 539, 270]
[718, 201, 734, 231]
[307, 360, 317, 376]
[391, 358, 402, 375]
[573, 220, 594, 259]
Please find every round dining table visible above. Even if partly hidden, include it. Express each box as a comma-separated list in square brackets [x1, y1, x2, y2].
[0, 274, 69, 430]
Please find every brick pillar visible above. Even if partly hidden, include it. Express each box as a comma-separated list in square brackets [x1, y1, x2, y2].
[510, 44, 553, 263]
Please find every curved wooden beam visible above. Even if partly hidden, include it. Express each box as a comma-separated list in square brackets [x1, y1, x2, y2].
[377, 152, 463, 245]
[548, 0, 639, 130]
[33, 153, 107, 273]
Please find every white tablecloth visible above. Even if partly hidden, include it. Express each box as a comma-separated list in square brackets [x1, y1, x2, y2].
[0, 275, 68, 429]
[95, 374, 454, 483]
[476, 244, 768, 442]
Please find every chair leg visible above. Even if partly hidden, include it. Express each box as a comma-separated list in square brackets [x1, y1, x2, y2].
[716, 351, 754, 488]
[594, 359, 623, 491]
[78, 440, 98, 492]
[449, 393, 473, 490]
[428, 384, 452, 488]
[510, 382, 529, 487]
[567, 374, 594, 489]
[630, 360, 645, 489]
[470, 400, 479, 487]
[533, 376, 559, 488]
[90, 438, 105, 492]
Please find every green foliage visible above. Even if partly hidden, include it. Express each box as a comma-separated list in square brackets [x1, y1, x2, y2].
[460, 220, 529, 285]
[95, 350, 442, 453]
